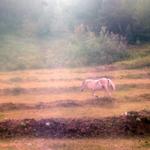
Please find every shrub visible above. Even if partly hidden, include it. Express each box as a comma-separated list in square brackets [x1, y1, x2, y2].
[69, 31, 128, 66]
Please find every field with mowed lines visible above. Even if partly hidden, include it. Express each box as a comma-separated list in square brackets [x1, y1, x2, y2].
[0, 67, 150, 150]
[0, 67, 149, 119]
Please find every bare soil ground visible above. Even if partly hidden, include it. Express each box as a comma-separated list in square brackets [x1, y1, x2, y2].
[0, 137, 150, 150]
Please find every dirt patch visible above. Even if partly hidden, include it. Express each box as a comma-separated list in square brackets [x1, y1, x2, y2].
[84, 97, 116, 107]
[0, 98, 116, 111]
[0, 110, 149, 138]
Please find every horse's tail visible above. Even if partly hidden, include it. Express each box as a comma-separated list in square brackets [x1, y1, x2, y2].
[108, 79, 115, 91]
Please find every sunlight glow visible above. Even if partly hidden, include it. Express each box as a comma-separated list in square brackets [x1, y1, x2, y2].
[58, 0, 73, 6]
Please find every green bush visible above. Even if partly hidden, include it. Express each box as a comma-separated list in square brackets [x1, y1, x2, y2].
[69, 32, 129, 66]
[117, 56, 150, 69]
[0, 32, 129, 70]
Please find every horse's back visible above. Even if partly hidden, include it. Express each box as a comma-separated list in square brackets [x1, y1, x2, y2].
[84, 79, 99, 90]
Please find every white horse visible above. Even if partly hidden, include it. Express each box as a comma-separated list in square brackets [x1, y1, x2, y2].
[81, 78, 115, 97]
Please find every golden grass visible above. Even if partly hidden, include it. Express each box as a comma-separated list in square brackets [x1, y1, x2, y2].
[1, 101, 149, 120]
[0, 88, 149, 104]
[0, 67, 149, 120]
[0, 68, 149, 80]
[0, 67, 150, 150]
[0, 68, 149, 91]
[0, 78, 150, 89]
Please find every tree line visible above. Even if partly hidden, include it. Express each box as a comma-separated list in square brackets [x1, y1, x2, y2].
[0, 0, 150, 43]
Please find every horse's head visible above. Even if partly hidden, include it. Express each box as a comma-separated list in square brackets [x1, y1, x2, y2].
[80, 80, 86, 92]
[80, 86, 84, 92]
[81, 89, 84, 92]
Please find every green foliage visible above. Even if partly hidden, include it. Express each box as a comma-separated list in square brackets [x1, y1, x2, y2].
[70, 32, 128, 66]
[0, 0, 149, 70]
[65, 0, 150, 43]
[116, 45, 150, 69]
[0, 32, 128, 70]
[117, 56, 150, 69]
[0, 35, 45, 71]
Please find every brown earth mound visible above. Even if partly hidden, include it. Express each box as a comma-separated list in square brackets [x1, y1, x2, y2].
[0, 110, 149, 138]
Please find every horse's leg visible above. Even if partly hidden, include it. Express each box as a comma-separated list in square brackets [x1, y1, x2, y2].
[107, 89, 112, 97]
[104, 86, 111, 97]
[108, 91, 112, 97]
[92, 90, 98, 98]
[92, 90, 95, 97]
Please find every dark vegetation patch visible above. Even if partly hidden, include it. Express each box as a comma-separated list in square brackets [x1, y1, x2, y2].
[0, 78, 82, 84]
[126, 94, 150, 102]
[0, 97, 116, 112]
[120, 73, 150, 79]
[0, 87, 79, 95]
[8, 78, 82, 83]
[117, 83, 150, 91]
[0, 110, 149, 138]
[84, 97, 116, 107]
[9, 77, 23, 82]
[52, 100, 81, 108]
[0, 103, 30, 111]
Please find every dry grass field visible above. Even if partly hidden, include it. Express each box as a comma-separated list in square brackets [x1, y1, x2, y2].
[0, 66, 149, 149]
